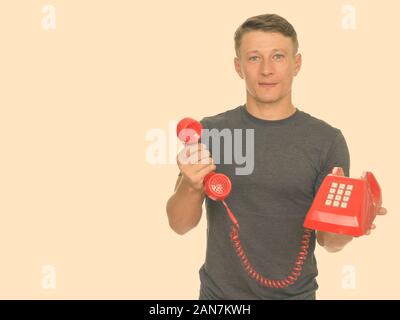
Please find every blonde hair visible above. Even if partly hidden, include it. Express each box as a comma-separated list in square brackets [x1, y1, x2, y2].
[234, 14, 299, 58]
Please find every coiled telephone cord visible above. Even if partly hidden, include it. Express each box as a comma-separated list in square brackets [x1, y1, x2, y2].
[222, 200, 312, 289]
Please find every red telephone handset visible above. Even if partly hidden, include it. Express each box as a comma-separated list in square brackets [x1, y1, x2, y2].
[176, 117, 232, 202]
[304, 167, 382, 236]
[176, 117, 311, 289]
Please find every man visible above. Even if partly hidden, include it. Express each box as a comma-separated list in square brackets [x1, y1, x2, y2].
[166, 13, 386, 299]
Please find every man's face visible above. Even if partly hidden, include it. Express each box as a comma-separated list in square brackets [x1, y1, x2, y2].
[234, 31, 301, 105]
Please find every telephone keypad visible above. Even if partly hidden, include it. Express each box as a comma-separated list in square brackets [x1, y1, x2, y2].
[326, 181, 354, 208]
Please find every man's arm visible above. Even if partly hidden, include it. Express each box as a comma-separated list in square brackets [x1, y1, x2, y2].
[166, 175, 206, 235]
[166, 143, 216, 235]
[316, 206, 388, 252]
[316, 231, 353, 252]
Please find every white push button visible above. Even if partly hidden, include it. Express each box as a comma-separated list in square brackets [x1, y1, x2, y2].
[333, 201, 340, 207]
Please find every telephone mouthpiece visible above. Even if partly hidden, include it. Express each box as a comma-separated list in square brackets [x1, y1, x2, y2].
[204, 172, 232, 201]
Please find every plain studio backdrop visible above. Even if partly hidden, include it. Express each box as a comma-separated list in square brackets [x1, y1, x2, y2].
[0, 0, 399, 299]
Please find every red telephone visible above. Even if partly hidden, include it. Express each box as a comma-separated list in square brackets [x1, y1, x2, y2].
[304, 167, 382, 237]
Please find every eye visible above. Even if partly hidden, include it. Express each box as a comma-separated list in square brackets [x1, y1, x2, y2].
[273, 54, 284, 60]
[249, 56, 260, 61]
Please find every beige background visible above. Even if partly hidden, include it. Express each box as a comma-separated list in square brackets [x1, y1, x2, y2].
[0, 0, 398, 299]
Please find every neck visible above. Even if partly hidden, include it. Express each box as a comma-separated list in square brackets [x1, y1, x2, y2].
[245, 92, 296, 121]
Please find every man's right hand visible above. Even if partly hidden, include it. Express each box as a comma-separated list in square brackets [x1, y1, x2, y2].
[177, 143, 216, 191]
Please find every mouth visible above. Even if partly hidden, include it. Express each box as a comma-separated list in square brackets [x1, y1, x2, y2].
[258, 82, 277, 88]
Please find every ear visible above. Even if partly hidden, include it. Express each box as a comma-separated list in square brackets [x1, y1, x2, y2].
[234, 57, 244, 79]
[294, 53, 302, 76]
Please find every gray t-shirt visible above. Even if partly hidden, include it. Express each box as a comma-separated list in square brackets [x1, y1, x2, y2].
[197, 104, 350, 300]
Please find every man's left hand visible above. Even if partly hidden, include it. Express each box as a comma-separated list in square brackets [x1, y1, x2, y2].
[365, 206, 387, 235]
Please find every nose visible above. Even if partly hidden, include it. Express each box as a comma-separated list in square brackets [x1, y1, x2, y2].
[260, 59, 274, 76]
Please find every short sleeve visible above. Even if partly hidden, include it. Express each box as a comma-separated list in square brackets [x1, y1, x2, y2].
[313, 131, 350, 196]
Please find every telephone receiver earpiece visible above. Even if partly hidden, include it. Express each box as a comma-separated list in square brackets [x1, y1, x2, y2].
[176, 117, 232, 201]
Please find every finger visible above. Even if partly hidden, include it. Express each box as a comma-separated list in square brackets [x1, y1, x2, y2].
[365, 229, 371, 235]
[378, 207, 387, 215]
[197, 150, 213, 164]
[197, 156, 214, 166]
[195, 163, 217, 180]
[184, 143, 203, 158]
[192, 161, 214, 173]
[178, 144, 204, 165]
[189, 146, 212, 165]
[186, 144, 208, 161]
[187, 150, 210, 165]
[177, 148, 191, 165]
[370, 224, 376, 229]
